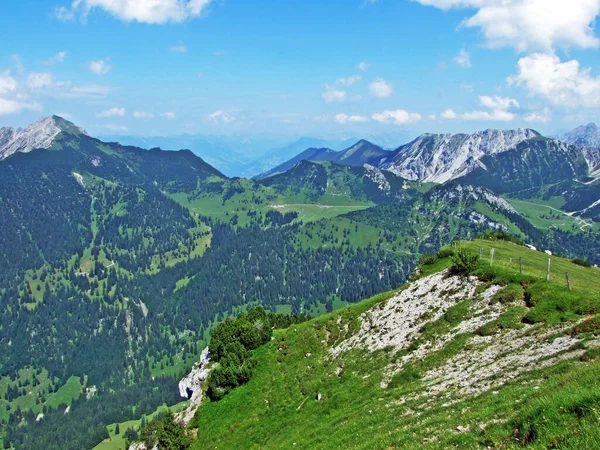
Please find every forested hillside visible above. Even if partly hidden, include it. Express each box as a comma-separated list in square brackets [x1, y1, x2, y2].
[1, 117, 599, 449]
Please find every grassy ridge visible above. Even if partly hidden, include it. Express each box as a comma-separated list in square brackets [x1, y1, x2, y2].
[187, 239, 600, 449]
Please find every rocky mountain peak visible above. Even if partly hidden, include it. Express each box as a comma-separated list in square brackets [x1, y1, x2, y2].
[562, 122, 600, 149]
[0, 115, 87, 160]
[381, 128, 541, 183]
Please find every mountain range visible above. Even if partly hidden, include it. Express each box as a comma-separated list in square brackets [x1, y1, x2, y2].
[0, 115, 599, 450]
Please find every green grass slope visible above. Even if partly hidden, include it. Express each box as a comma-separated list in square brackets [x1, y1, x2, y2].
[189, 239, 600, 449]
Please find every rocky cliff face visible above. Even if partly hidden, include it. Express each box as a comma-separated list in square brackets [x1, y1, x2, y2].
[176, 347, 212, 426]
[0, 115, 87, 160]
[381, 128, 540, 183]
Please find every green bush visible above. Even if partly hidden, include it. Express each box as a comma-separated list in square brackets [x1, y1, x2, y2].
[450, 248, 479, 276]
[140, 412, 190, 450]
[436, 247, 454, 259]
[419, 254, 438, 266]
[572, 258, 592, 268]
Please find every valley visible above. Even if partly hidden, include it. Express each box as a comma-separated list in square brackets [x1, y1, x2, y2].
[0, 116, 598, 449]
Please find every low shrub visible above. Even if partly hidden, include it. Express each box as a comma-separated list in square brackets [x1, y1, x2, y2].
[572, 258, 592, 268]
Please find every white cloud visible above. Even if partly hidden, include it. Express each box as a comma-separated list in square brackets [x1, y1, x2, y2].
[43, 51, 68, 65]
[508, 53, 600, 108]
[27, 72, 54, 90]
[88, 58, 112, 75]
[357, 62, 370, 72]
[58, 0, 213, 24]
[372, 109, 421, 125]
[133, 111, 155, 118]
[161, 111, 176, 119]
[0, 73, 17, 95]
[413, 0, 600, 52]
[441, 95, 519, 121]
[335, 113, 368, 124]
[428, 114, 437, 120]
[369, 78, 393, 98]
[454, 49, 472, 68]
[0, 98, 41, 116]
[335, 74, 362, 86]
[461, 110, 516, 121]
[479, 95, 520, 110]
[208, 110, 234, 123]
[60, 82, 112, 98]
[170, 42, 188, 53]
[322, 88, 347, 103]
[441, 109, 457, 119]
[54, 4, 76, 21]
[102, 123, 128, 131]
[97, 107, 126, 118]
[524, 113, 550, 123]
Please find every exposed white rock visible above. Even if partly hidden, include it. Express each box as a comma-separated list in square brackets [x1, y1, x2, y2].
[72, 171, 85, 187]
[363, 164, 391, 192]
[331, 270, 483, 357]
[0, 115, 87, 160]
[176, 347, 212, 426]
[382, 128, 539, 183]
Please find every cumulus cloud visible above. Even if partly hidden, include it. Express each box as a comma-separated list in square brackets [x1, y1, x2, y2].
[453, 49, 471, 68]
[88, 58, 112, 75]
[0, 98, 41, 116]
[479, 95, 520, 110]
[335, 113, 368, 124]
[322, 87, 347, 103]
[56, 0, 213, 24]
[372, 109, 421, 125]
[369, 78, 393, 98]
[133, 111, 155, 118]
[335, 74, 362, 86]
[0, 73, 18, 95]
[460, 109, 516, 121]
[413, 0, 600, 52]
[97, 107, 126, 118]
[357, 62, 370, 72]
[43, 51, 68, 65]
[524, 113, 550, 123]
[508, 53, 600, 108]
[161, 111, 176, 119]
[441, 95, 519, 121]
[27, 72, 55, 90]
[441, 109, 457, 119]
[208, 110, 235, 123]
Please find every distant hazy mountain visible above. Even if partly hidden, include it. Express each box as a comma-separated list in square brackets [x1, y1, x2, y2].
[562, 123, 600, 149]
[99, 134, 359, 178]
[256, 139, 390, 179]
[561, 123, 600, 178]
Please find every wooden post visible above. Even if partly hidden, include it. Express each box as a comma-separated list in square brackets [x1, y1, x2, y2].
[519, 256, 523, 274]
[566, 272, 571, 291]
[479, 247, 483, 258]
[546, 258, 551, 282]
[490, 248, 495, 266]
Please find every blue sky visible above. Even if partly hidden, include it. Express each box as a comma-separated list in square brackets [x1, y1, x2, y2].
[1, 0, 599, 140]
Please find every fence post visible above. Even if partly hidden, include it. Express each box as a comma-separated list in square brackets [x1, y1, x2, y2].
[490, 248, 495, 266]
[479, 247, 483, 258]
[546, 258, 551, 282]
[566, 272, 571, 291]
[519, 256, 523, 274]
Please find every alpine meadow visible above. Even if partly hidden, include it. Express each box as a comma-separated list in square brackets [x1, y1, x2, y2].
[1, 1, 600, 449]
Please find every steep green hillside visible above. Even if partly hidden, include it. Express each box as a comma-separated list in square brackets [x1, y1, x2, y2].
[186, 239, 600, 449]
[260, 160, 409, 204]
